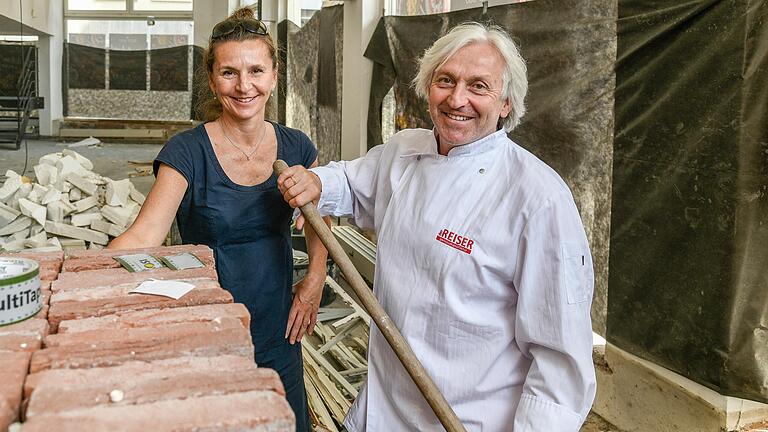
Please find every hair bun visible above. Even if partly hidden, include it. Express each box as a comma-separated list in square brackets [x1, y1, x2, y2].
[230, 7, 255, 20]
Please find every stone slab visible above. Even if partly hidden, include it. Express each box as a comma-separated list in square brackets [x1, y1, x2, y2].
[51, 266, 218, 292]
[57, 303, 249, 334]
[6, 251, 64, 281]
[30, 318, 253, 373]
[0, 318, 49, 352]
[25, 356, 284, 417]
[21, 390, 294, 432]
[0, 351, 31, 431]
[61, 244, 214, 272]
[44, 221, 108, 245]
[47, 280, 233, 332]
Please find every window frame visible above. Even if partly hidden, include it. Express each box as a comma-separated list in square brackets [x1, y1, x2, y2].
[64, 0, 193, 20]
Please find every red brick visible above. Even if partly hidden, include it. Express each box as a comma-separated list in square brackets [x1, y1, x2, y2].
[25, 355, 284, 416]
[29, 318, 253, 372]
[51, 266, 218, 292]
[0, 351, 31, 431]
[57, 303, 250, 334]
[7, 251, 64, 281]
[47, 280, 233, 332]
[41, 288, 51, 306]
[62, 244, 214, 272]
[8, 251, 64, 263]
[33, 305, 48, 320]
[21, 390, 294, 432]
[0, 318, 49, 352]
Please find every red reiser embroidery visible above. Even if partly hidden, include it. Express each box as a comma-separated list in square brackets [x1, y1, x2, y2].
[436, 228, 474, 254]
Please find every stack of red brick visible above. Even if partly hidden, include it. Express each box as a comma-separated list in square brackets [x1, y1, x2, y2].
[0, 245, 294, 431]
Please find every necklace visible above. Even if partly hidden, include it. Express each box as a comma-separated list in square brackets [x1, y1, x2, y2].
[219, 120, 267, 161]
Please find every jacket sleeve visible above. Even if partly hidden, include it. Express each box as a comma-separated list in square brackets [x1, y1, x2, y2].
[512, 192, 597, 431]
[310, 144, 387, 231]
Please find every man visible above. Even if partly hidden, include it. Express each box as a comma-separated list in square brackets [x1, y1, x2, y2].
[278, 22, 596, 431]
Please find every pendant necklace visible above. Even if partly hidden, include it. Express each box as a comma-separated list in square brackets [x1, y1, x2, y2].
[220, 120, 267, 161]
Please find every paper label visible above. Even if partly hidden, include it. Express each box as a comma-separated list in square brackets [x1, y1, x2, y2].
[113, 254, 166, 272]
[158, 252, 204, 270]
[129, 279, 195, 300]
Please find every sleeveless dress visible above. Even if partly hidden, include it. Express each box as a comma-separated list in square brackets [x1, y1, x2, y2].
[154, 121, 317, 432]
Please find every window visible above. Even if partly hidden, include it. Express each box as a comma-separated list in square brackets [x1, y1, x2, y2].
[67, 0, 127, 11]
[133, 0, 193, 12]
[66, 0, 192, 18]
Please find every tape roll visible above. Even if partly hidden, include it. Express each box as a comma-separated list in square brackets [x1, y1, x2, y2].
[0, 257, 42, 326]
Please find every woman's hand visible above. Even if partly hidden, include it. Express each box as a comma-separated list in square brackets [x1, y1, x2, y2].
[285, 270, 325, 345]
[277, 165, 322, 213]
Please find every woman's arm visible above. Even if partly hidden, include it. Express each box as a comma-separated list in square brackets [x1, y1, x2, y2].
[107, 164, 188, 249]
[285, 159, 331, 345]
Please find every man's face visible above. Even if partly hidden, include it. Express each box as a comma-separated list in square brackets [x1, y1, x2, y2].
[428, 42, 511, 155]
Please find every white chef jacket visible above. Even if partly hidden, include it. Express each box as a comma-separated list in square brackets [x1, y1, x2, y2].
[311, 128, 596, 431]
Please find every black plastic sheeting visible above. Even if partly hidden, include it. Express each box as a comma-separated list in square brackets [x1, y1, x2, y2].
[364, 0, 617, 335]
[191, 45, 204, 120]
[109, 49, 147, 90]
[66, 43, 105, 89]
[66, 43, 191, 92]
[609, 0, 768, 403]
[150, 46, 188, 91]
[0, 45, 24, 96]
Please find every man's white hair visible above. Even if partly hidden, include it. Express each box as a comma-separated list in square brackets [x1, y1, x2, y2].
[413, 22, 528, 131]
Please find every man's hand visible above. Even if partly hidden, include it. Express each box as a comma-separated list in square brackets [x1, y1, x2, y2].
[277, 165, 322, 220]
[285, 271, 325, 345]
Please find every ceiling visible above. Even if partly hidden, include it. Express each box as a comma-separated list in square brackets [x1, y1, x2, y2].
[0, 14, 48, 37]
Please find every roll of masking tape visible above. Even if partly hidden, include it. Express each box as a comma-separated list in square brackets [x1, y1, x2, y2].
[0, 257, 42, 326]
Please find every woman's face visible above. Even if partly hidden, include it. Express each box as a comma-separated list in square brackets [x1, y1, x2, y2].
[209, 39, 277, 123]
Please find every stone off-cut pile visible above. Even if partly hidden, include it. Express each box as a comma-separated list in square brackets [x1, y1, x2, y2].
[0, 244, 295, 431]
[0, 149, 146, 253]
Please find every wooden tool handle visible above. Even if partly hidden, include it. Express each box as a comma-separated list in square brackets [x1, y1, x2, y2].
[274, 160, 466, 432]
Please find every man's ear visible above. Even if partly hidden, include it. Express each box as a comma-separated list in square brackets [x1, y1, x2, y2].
[500, 99, 511, 119]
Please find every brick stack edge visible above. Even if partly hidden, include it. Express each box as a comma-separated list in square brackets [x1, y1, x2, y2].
[0, 245, 295, 432]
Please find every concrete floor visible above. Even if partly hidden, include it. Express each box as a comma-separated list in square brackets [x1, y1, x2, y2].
[1, 137, 622, 432]
[0, 138, 162, 196]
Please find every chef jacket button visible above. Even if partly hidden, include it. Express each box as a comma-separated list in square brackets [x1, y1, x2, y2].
[417, 155, 422, 161]
[479, 168, 486, 174]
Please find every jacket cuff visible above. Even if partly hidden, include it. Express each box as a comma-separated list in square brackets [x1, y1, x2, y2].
[513, 394, 584, 432]
[309, 166, 341, 216]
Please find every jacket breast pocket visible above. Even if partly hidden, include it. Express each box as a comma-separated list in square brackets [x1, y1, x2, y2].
[561, 242, 592, 304]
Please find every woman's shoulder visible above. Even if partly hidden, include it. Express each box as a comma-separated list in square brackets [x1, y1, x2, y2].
[167, 123, 208, 147]
[273, 122, 317, 166]
[160, 123, 209, 157]
[273, 122, 311, 145]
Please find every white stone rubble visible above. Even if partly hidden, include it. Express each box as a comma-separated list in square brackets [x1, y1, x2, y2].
[0, 149, 146, 252]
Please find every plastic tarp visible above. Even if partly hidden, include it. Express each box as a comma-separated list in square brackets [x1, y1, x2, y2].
[109, 49, 147, 90]
[150, 46, 189, 91]
[0, 45, 24, 96]
[609, 0, 768, 402]
[364, 0, 617, 334]
[66, 43, 105, 90]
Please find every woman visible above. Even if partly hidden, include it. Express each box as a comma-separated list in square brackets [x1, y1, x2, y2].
[109, 8, 326, 431]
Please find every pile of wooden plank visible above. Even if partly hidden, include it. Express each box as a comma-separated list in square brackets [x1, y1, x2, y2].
[303, 276, 371, 432]
[0, 149, 146, 253]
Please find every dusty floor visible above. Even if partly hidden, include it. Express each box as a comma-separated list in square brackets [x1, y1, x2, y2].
[582, 412, 624, 432]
